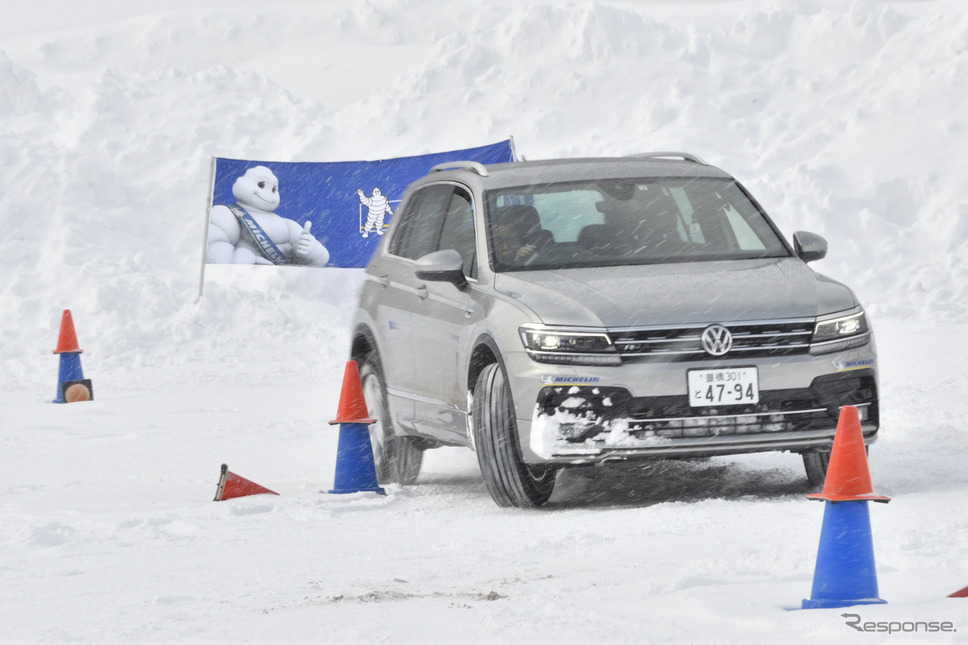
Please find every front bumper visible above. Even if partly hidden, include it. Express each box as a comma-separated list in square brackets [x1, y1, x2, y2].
[505, 348, 879, 465]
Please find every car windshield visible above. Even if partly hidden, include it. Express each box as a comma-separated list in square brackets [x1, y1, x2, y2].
[485, 177, 791, 272]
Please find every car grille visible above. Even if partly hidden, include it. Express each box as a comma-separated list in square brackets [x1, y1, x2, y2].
[623, 399, 870, 439]
[609, 319, 814, 360]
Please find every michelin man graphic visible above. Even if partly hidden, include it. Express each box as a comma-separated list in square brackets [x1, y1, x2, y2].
[207, 166, 329, 266]
[357, 187, 392, 238]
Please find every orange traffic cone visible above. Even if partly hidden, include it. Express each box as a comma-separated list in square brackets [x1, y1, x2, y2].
[807, 405, 890, 503]
[329, 361, 376, 425]
[213, 464, 279, 501]
[53, 309, 83, 354]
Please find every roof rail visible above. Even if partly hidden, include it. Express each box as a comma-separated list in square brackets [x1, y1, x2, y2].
[431, 160, 489, 177]
[627, 151, 708, 165]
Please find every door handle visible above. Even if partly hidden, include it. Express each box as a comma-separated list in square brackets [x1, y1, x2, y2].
[376, 274, 390, 287]
[415, 285, 428, 300]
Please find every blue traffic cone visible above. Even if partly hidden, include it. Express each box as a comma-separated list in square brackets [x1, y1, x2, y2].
[328, 361, 385, 495]
[802, 406, 889, 609]
[801, 500, 886, 609]
[52, 310, 90, 403]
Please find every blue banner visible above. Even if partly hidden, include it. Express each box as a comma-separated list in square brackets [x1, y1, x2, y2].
[205, 139, 515, 268]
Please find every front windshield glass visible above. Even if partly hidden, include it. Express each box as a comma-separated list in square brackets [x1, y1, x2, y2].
[485, 177, 791, 272]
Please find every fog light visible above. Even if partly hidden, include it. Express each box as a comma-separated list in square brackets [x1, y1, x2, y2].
[559, 421, 601, 441]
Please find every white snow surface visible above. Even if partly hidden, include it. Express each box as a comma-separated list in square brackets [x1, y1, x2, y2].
[2, 1, 968, 642]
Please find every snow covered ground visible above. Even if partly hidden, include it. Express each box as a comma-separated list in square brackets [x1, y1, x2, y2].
[2, 0, 967, 642]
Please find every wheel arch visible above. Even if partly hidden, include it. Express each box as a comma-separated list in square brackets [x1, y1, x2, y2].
[467, 332, 504, 394]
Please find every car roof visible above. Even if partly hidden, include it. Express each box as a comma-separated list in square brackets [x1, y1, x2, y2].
[427, 154, 733, 191]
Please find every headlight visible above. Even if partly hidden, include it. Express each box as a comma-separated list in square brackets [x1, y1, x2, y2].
[519, 324, 621, 365]
[810, 308, 871, 354]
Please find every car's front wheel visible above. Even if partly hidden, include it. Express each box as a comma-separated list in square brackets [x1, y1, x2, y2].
[802, 450, 830, 489]
[360, 358, 423, 485]
[472, 363, 557, 507]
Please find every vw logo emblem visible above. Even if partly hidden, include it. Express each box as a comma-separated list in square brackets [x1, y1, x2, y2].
[701, 324, 733, 356]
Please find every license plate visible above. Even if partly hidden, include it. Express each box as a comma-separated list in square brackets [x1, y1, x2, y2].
[688, 367, 759, 407]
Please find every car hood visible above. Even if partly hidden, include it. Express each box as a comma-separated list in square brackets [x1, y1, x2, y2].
[493, 258, 858, 327]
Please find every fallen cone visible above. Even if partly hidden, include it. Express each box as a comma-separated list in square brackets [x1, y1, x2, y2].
[949, 585, 968, 598]
[213, 464, 279, 501]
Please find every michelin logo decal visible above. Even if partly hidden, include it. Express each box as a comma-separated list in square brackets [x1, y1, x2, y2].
[541, 375, 601, 386]
[834, 358, 875, 372]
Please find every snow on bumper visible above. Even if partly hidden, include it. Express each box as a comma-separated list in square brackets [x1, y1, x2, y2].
[528, 371, 879, 461]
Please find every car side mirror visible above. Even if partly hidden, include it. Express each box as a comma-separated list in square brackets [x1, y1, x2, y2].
[414, 249, 469, 289]
[793, 231, 828, 263]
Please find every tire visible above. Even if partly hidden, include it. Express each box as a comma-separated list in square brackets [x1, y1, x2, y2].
[802, 450, 830, 489]
[803, 443, 871, 489]
[472, 362, 557, 507]
[360, 359, 423, 485]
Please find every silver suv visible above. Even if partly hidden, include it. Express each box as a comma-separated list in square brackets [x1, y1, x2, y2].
[350, 153, 878, 507]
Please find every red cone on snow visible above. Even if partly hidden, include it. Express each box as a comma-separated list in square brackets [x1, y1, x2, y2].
[329, 361, 376, 425]
[949, 585, 968, 598]
[213, 464, 279, 501]
[807, 406, 891, 503]
[53, 309, 83, 354]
